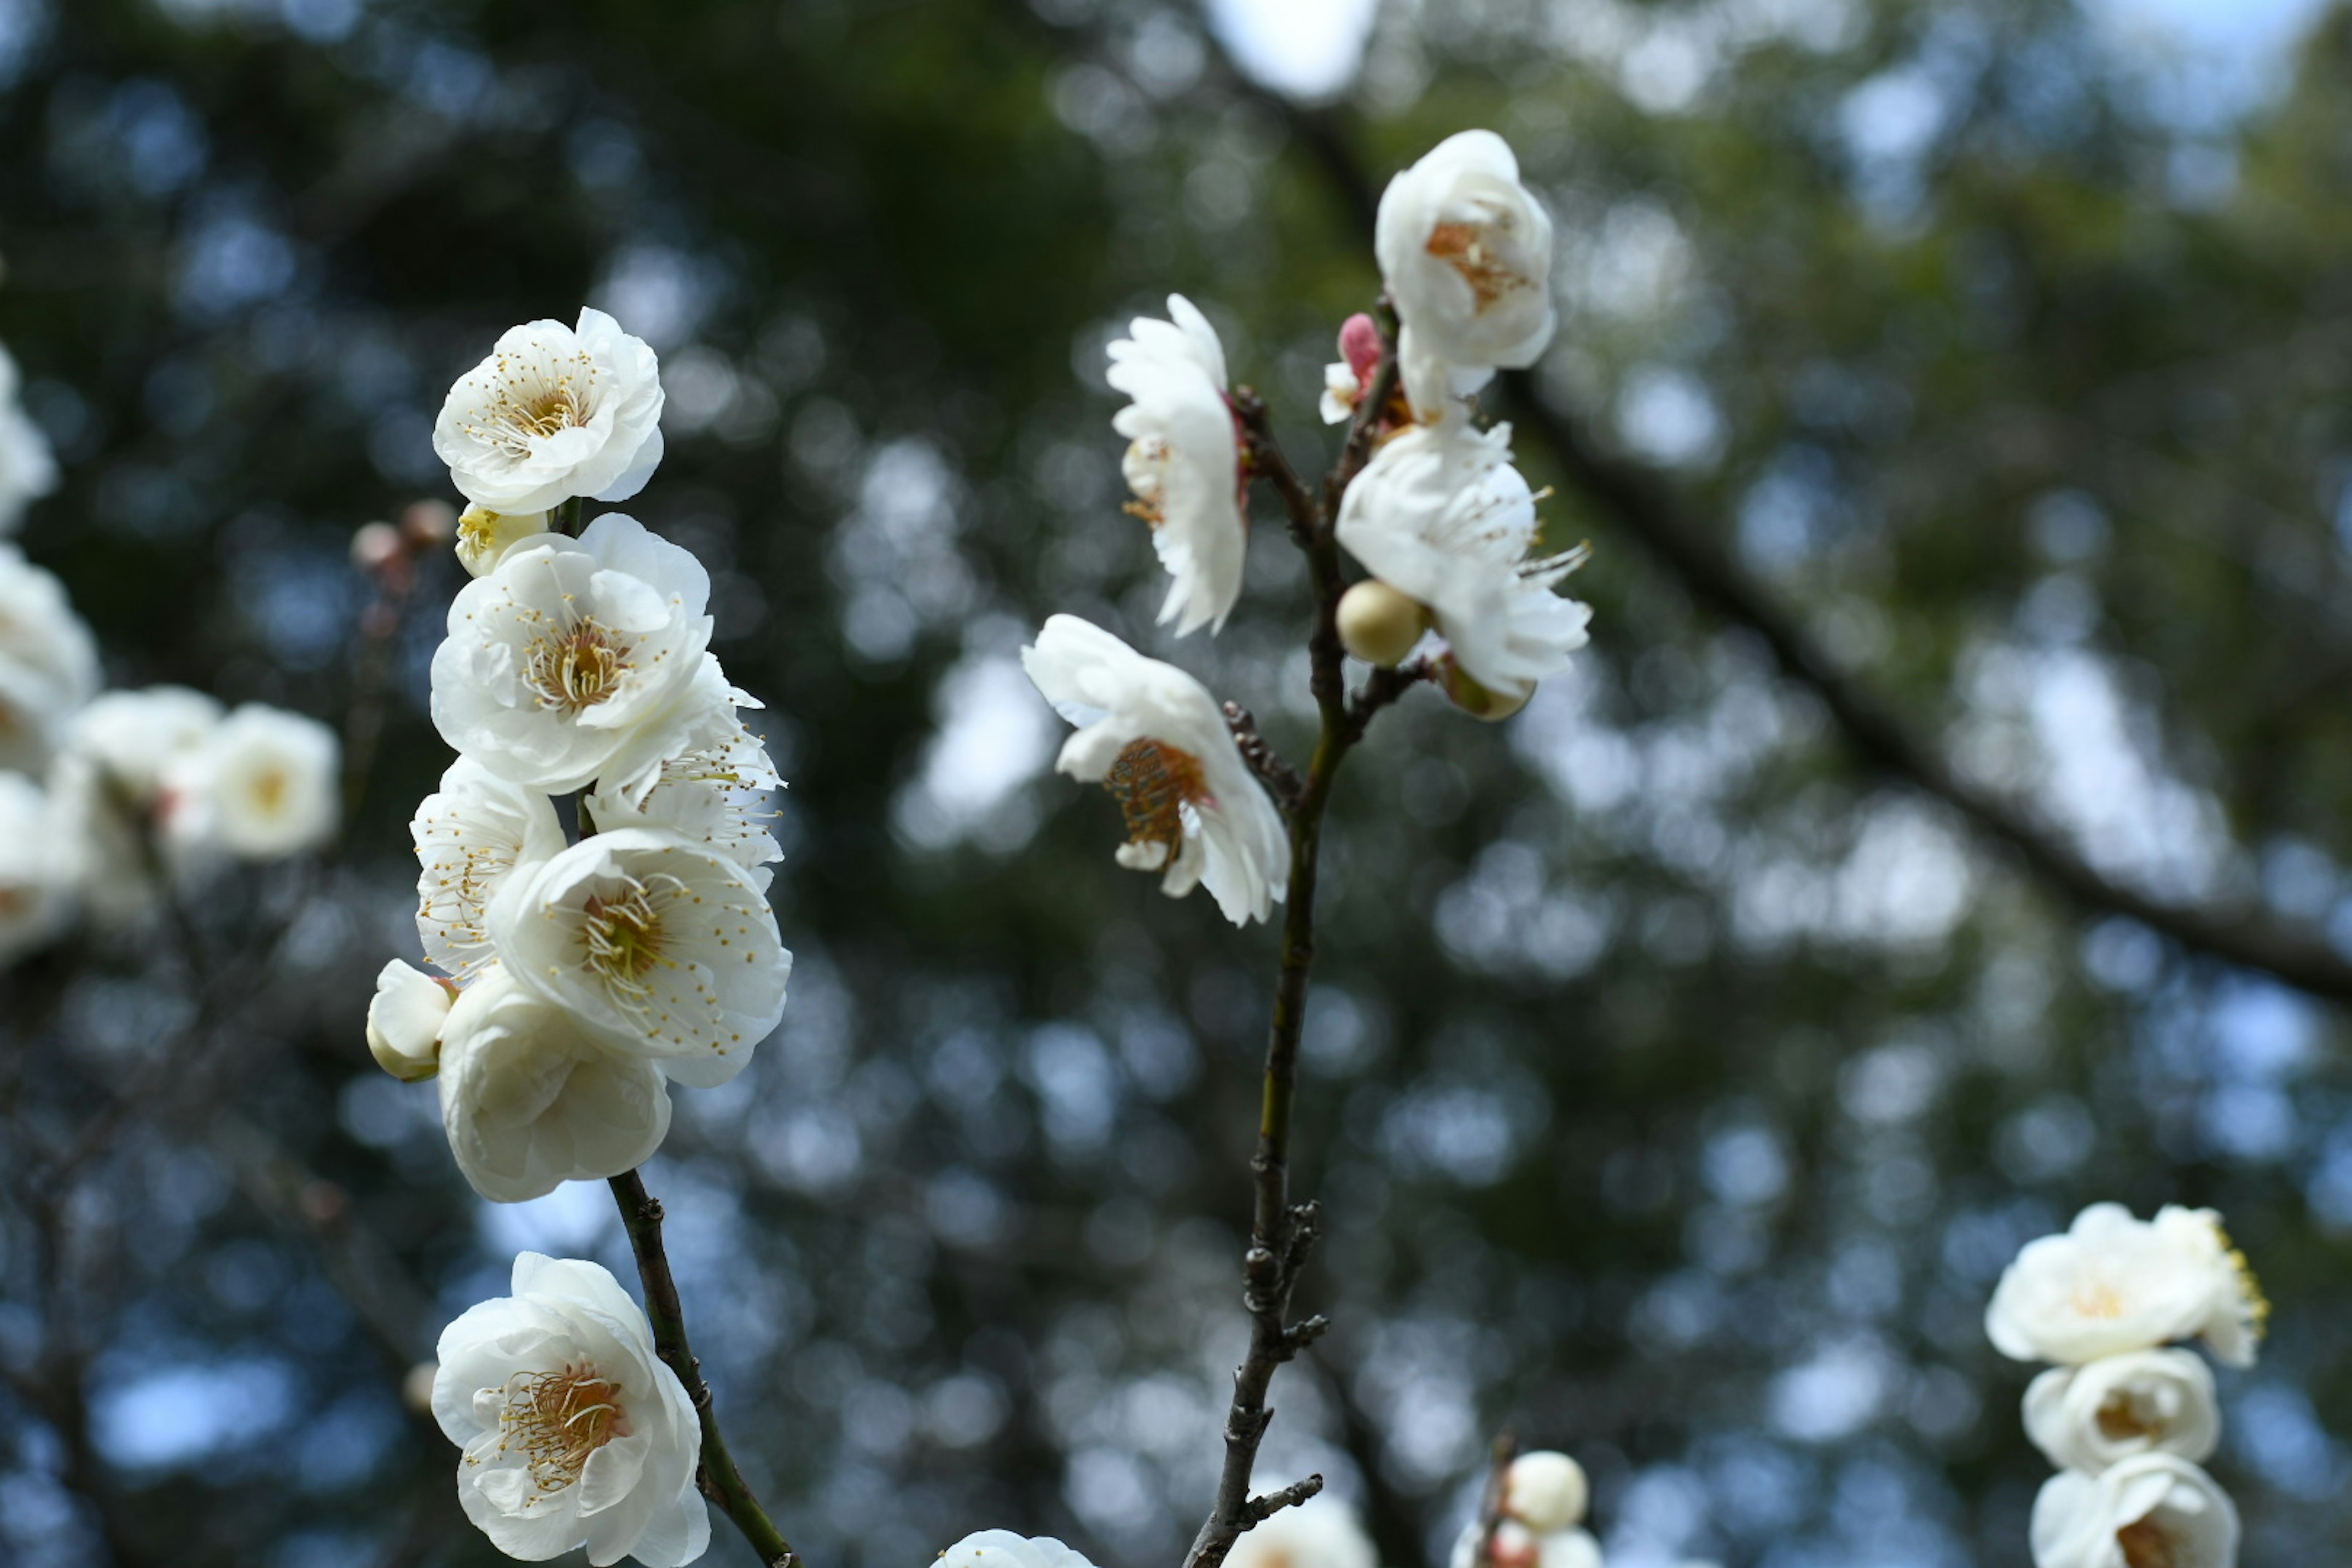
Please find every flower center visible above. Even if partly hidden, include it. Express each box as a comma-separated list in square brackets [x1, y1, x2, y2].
[2071, 1278, 2127, 1320]
[2117, 1518, 2177, 1568]
[1104, 737, 1208, 866]
[2095, 1390, 2157, 1444]
[1426, 214, 1534, 311]
[1122, 437, 1171, 527]
[476, 352, 601, 458]
[581, 873, 685, 1000]
[526, 619, 634, 714]
[499, 1363, 628, 1498]
[249, 767, 288, 814]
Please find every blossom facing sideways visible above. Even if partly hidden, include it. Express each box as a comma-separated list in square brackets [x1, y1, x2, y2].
[432, 1253, 707, 1566]
[1336, 421, 1591, 710]
[412, 757, 568, 988]
[162, 703, 341, 860]
[1106, 295, 1248, 637]
[1021, 614, 1287, 926]
[2150, 1205, 2269, 1368]
[2022, 1350, 2220, 1476]
[66, 685, 222, 803]
[430, 513, 717, 794]
[936, 1532, 1100, 1568]
[1986, 1203, 2265, 1367]
[0, 342, 59, 536]
[437, 966, 674, 1203]
[2029, 1453, 2237, 1568]
[1374, 131, 1555, 418]
[491, 827, 792, 1088]
[0, 543, 100, 775]
[433, 307, 666, 514]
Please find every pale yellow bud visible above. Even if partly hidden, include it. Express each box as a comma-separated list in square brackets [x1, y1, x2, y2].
[1337, 578, 1429, 667]
[454, 505, 551, 578]
[366, 959, 453, 1082]
[1504, 1450, 1588, 1532]
[349, 521, 402, 571]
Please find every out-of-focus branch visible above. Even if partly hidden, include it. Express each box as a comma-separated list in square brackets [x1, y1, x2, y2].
[609, 1171, 802, 1568]
[1241, 86, 2352, 1004]
[1225, 701, 1305, 811]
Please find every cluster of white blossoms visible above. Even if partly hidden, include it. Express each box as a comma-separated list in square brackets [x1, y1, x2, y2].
[0, 345, 339, 962]
[1986, 1204, 2269, 1568]
[1450, 1452, 1604, 1568]
[1029, 129, 1588, 925]
[388, 307, 791, 1566]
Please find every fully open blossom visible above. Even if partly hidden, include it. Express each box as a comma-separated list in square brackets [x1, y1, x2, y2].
[1336, 421, 1591, 705]
[162, 704, 341, 859]
[0, 544, 100, 774]
[1107, 295, 1247, 637]
[432, 1253, 707, 1566]
[437, 966, 675, 1202]
[1228, 1499, 1376, 1568]
[2150, 1205, 2267, 1367]
[1504, 1451, 1590, 1534]
[2023, 1350, 2220, 1476]
[368, 959, 455, 1082]
[0, 344, 58, 536]
[1448, 1520, 1601, 1568]
[1987, 1204, 2255, 1366]
[434, 308, 665, 514]
[491, 827, 791, 1088]
[0, 771, 74, 963]
[1374, 131, 1555, 417]
[937, 1532, 1099, 1568]
[582, 674, 782, 891]
[413, 757, 567, 987]
[2029, 1454, 2237, 1568]
[1021, 614, 1287, 925]
[456, 504, 552, 578]
[431, 513, 717, 794]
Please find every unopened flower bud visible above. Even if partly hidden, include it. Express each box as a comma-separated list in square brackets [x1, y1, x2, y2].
[1504, 1451, 1588, 1533]
[1338, 579, 1428, 667]
[1437, 656, 1529, 722]
[349, 521, 402, 572]
[401, 1360, 439, 1415]
[400, 498, 458, 546]
[366, 959, 453, 1082]
[454, 504, 550, 578]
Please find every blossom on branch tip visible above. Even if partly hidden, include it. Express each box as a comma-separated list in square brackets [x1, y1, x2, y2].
[1021, 614, 1287, 926]
[1107, 295, 1247, 636]
[2028, 1453, 2237, 1568]
[1336, 421, 1590, 708]
[368, 959, 454, 1082]
[1226, 1497, 1376, 1568]
[162, 703, 341, 860]
[0, 344, 58, 537]
[1986, 1203, 2265, 1367]
[490, 827, 791, 1087]
[935, 1531, 1101, 1568]
[433, 307, 665, 514]
[412, 757, 567, 987]
[432, 1253, 708, 1566]
[0, 543, 100, 775]
[429, 513, 717, 794]
[1374, 131, 1555, 419]
[456, 504, 552, 578]
[437, 965, 675, 1202]
[2022, 1349, 2220, 1476]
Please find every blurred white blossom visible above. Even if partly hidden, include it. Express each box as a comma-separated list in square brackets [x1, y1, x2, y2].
[1986, 1203, 2266, 1367]
[2029, 1453, 2237, 1568]
[2023, 1349, 2220, 1475]
[0, 342, 58, 535]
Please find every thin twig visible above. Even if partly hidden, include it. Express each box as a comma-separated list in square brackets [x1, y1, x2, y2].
[1472, 1432, 1519, 1568]
[1224, 701, 1305, 811]
[608, 1171, 801, 1568]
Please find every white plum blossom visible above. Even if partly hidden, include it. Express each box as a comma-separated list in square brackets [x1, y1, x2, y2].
[937, 1532, 1100, 1568]
[433, 308, 666, 514]
[0, 344, 58, 536]
[1986, 1203, 2265, 1367]
[1374, 131, 1556, 418]
[0, 771, 74, 962]
[2023, 1350, 2220, 1476]
[162, 703, 341, 860]
[1336, 421, 1591, 707]
[66, 686, 221, 803]
[412, 757, 567, 987]
[583, 679, 783, 891]
[430, 513, 718, 794]
[368, 959, 454, 1082]
[2029, 1453, 2238, 1568]
[2150, 1205, 2269, 1368]
[0, 543, 100, 774]
[1022, 614, 1287, 926]
[437, 965, 675, 1202]
[456, 504, 552, 578]
[1226, 1499, 1376, 1568]
[1448, 1520, 1602, 1568]
[1107, 295, 1248, 637]
[1503, 1451, 1590, 1534]
[491, 827, 791, 1088]
[432, 1253, 707, 1566]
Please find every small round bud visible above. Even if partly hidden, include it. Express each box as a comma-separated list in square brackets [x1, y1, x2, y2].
[399, 498, 458, 546]
[349, 521, 402, 572]
[1338, 579, 1428, 667]
[1503, 1451, 1588, 1533]
[1437, 657, 1529, 722]
[1338, 311, 1384, 384]
[366, 959, 453, 1082]
[401, 1361, 439, 1415]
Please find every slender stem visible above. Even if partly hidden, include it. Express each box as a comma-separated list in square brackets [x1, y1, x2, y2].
[609, 1171, 801, 1568]
[555, 495, 583, 537]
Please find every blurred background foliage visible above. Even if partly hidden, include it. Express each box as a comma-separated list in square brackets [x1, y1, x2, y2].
[4, 0, 2352, 1564]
